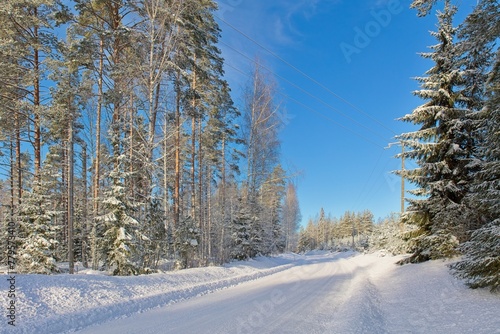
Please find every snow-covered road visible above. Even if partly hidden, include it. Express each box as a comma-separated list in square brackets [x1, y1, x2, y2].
[75, 252, 500, 334]
[78, 252, 359, 334]
[3, 252, 498, 333]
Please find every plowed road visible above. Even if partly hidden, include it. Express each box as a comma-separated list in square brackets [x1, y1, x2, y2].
[75, 252, 499, 334]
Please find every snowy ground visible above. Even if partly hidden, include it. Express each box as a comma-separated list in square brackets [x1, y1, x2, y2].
[1, 251, 499, 334]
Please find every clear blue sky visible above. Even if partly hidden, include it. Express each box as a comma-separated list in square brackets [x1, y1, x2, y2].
[215, 0, 476, 224]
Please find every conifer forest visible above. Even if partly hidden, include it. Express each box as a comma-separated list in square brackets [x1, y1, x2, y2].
[0, 0, 302, 276]
[0, 0, 498, 292]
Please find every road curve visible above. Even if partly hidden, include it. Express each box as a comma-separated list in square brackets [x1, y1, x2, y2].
[76, 252, 375, 334]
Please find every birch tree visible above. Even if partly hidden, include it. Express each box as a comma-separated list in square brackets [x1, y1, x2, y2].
[282, 183, 301, 252]
[243, 61, 282, 200]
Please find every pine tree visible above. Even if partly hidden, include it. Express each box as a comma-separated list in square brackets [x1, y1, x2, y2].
[0, 0, 68, 221]
[48, 30, 88, 273]
[397, 2, 475, 263]
[0, 2, 26, 218]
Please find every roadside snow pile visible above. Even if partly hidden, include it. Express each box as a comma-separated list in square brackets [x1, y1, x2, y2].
[2, 252, 499, 334]
[374, 255, 500, 333]
[74, 251, 500, 334]
[0, 255, 295, 334]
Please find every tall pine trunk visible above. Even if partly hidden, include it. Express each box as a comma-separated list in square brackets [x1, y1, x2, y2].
[93, 37, 104, 218]
[81, 143, 88, 267]
[33, 7, 41, 180]
[68, 105, 74, 274]
[191, 64, 197, 222]
[174, 71, 181, 227]
[15, 114, 22, 206]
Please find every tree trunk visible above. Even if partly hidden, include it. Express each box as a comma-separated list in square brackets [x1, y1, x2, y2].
[9, 138, 15, 221]
[15, 114, 22, 206]
[174, 71, 181, 227]
[82, 143, 88, 268]
[191, 65, 197, 221]
[61, 143, 67, 252]
[111, 1, 122, 162]
[129, 93, 134, 198]
[163, 114, 169, 217]
[191, 116, 196, 220]
[93, 37, 104, 217]
[68, 109, 75, 274]
[207, 164, 212, 261]
[33, 7, 41, 180]
[219, 135, 226, 264]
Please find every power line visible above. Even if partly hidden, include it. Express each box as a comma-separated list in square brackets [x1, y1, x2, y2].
[226, 59, 391, 214]
[216, 14, 400, 215]
[224, 61, 385, 149]
[219, 40, 390, 143]
[215, 14, 398, 137]
[282, 93, 386, 149]
[357, 156, 393, 211]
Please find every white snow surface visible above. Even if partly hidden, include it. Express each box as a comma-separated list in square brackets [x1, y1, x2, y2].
[1, 251, 499, 334]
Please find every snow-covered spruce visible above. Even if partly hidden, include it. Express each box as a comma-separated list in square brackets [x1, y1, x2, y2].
[397, 2, 478, 263]
[451, 17, 500, 290]
[174, 216, 200, 269]
[450, 219, 500, 291]
[17, 155, 62, 274]
[98, 154, 140, 276]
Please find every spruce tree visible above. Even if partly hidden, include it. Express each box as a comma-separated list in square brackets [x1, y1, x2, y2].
[296, 226, 313, 253]
[411, 0, 439, 17]
[140, 198, 167, 271]
[451, 220, 500, 291]
[451, 50, 500, 291]
[260, 165, 287, 254]
[18, 158, 62, 274]
[174, 215, 200, 269]
[98, 151, 140, 276]
[231, 198, 252, 260]
[398, 2, 475, 263]
[409, 0, 500, 289]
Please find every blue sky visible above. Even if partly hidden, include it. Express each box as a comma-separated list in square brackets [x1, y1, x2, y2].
[215, 0, 477, 224]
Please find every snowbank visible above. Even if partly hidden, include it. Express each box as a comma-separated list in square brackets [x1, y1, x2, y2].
[1, 252, 498, 334]
[0, 255, 295, 333]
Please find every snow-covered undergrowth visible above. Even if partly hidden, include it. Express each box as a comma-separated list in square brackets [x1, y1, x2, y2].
[0, 256, 295, 333]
